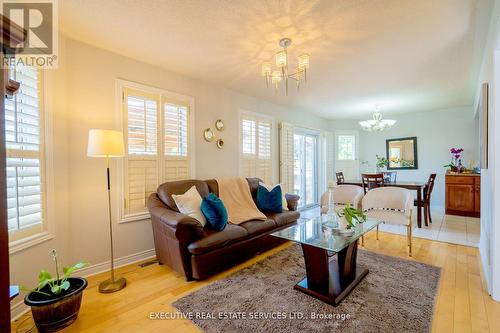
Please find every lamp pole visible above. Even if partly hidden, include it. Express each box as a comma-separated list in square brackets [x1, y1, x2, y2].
[98, 155, 126, 293]
[106, 155, 115, 283]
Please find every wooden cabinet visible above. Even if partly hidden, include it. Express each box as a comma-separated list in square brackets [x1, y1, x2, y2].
[445, 174, 480, 217]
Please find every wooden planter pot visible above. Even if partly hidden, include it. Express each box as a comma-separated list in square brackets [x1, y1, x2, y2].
[24, 277, 88, 332]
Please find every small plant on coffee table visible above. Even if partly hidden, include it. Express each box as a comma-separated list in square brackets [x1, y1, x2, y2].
[338, 203, 367, 229]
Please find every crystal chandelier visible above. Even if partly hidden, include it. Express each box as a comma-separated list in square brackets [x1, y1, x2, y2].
[359, 106, 396, 131]
[261, 38, 310, 95]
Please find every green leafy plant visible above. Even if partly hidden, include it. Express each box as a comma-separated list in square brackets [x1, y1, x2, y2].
[443, 162, 455, 169]
[22, 249, 89, 297]
[375, 155, 388, 170]
[338, 202, 367, 229]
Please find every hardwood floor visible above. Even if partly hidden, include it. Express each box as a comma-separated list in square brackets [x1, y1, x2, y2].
[12, 231, 500, 333]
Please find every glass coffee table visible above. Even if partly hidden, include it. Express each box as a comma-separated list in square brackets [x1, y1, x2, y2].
[272, 217, 382, 306]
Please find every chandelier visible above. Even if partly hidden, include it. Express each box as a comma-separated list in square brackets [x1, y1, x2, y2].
[261, 38, 310, 95]
[359, 106, 396, 131]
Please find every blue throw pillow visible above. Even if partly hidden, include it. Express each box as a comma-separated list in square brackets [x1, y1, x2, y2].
[256, 184, 283, 213]
[201, 193, 228, 231]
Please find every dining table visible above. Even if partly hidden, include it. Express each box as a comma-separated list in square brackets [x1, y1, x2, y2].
[340, 180, 427, 228]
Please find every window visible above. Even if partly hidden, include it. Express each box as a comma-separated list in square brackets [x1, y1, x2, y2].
[241, 119, 256, 154]
[121, 84, 193, 221]
[337, 135, 355, 160]
[123, 89, 159, 218]
[164, 103, 188, 157]
[240, 112, 273, 184]
[6, 64, 46, 242]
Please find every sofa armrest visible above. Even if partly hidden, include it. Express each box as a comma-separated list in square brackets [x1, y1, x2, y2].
[147, 194, 204, 244]
[285, 193, 300, 211]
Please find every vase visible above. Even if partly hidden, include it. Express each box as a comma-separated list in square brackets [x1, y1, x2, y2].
[338, 216, 348, 230]
[326, 188, 337, 221]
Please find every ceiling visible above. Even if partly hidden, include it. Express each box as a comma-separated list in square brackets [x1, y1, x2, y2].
[59, 0, 491, 119]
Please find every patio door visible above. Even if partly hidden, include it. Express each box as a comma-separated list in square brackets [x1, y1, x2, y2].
[294, 131, 319, 208]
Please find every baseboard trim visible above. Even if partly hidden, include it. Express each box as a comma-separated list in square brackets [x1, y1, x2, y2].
[76, 248, 156, 277]
[11, 248, 156, 322]
[479, 238, 492, 295]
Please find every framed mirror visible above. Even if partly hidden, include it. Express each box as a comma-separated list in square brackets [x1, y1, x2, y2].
[204, 128, 214, 142]
[216, 138, 224, 149]
[386, 137, 418, 170]
[215, 119, 224, 131]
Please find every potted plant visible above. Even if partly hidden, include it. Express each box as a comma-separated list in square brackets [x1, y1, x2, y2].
[375, 155, 388, 173]
[337, 203, 367, 233]
[23, 250, 89, 332]
[444, 147, 464, 173]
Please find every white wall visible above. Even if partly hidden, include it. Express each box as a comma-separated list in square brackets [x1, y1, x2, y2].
[9, 36, 329, 314]
[476, 0, 500, 300]
[355, 107, 479, 210]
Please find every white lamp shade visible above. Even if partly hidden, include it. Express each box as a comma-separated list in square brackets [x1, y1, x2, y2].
[87, 129, 125, 157]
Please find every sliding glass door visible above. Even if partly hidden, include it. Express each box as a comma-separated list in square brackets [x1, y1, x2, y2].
[293, 131, 318, 208]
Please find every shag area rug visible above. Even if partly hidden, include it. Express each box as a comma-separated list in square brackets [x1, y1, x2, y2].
[173, 244, 440, 333]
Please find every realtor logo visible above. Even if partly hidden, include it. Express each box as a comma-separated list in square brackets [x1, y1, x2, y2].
[1, 0, 58, 68]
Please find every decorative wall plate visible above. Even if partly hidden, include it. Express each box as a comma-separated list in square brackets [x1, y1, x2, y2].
[215, 119, 224, 131]
[216, 138, 224, 149]
[204, 128, 214, 142]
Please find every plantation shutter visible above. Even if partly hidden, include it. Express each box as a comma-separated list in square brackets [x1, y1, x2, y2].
[5, 64, 44, 240]
[240, 113, 273, 184]
[124, 88, 159, 216]
[163, 100, 189, 181]
[257, 119, 272, 183]
[279, 122, 294, 193]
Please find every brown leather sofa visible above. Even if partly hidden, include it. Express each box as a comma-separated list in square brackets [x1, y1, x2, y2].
[147, 178, 300, 280]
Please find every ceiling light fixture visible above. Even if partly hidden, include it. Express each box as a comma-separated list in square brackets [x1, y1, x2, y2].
[261, 38, 310, 95]
[359, 105, 396, 131]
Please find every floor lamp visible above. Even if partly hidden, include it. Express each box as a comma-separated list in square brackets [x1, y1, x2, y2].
[87, 129, 127, 293]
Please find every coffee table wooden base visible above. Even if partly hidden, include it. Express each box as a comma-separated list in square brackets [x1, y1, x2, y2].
[294, 239, 368, 306]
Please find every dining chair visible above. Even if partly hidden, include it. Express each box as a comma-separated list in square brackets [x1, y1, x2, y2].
[320, 185, 364, 214]
[414, 173, 437, 226]
[383, 171, 397, 183]
[361, 173, 385, 193]
[362, 187, 413, 256]
[336, 172, 345, 184]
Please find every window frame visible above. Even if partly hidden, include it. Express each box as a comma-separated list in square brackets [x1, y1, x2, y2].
[337, 134, 356, 161]
[116, 79, 195, 223]
[8, 67, 55, 254]
[238, 110, 276, 184]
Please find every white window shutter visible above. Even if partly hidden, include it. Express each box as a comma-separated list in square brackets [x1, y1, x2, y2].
[122, 86, 193, 220]
[240, 113, 273, 183]
[164, 101, 190, 181]
[6, 64, 45, 238]
[279, 122, 294, 194]
[124, 89, 159, 215]
[126, 157, 158, 214]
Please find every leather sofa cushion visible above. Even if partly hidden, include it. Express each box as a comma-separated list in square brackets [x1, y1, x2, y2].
[187, 224, 248, 255]
[246, 177, 261, 200]
[266, 210, 300, 227]
[157, 180, 209, 212]
[238, 219, 277, 237]
[205, 179, 219, 196]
